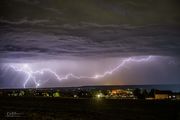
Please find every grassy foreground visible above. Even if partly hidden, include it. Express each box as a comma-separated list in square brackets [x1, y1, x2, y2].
[0, 97, 180, 120]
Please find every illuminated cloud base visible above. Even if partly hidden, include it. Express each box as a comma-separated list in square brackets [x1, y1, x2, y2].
[8, 56, 154, 88]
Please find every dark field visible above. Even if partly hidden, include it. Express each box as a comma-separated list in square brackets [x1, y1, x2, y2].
[0, 97, 180, 120]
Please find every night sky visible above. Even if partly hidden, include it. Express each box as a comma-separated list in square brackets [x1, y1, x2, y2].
[0, 0, 180, 88]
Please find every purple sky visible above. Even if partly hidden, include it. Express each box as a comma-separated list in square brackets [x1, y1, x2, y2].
[0, 0, 180, 88]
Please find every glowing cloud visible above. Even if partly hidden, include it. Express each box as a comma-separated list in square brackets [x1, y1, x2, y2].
[8, 56, 154, 88]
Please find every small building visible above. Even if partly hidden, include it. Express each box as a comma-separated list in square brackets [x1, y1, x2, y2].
[176, 95, 180, 100]
[174, 93, 180, 100]
[155, 90, 172, 100]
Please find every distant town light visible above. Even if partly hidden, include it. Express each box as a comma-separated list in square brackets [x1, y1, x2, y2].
[97, 94, 101, 98]
[96, 93, 103, 98]
[74, 95, 78, 98]
[53, 92, 60, 97]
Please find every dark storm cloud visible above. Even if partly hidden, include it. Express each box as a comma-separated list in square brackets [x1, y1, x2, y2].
[0, 18, 50, 25]
[0, 23, 180, 60]
[0, 0, 180, 61]
[1, 0, 180, 24]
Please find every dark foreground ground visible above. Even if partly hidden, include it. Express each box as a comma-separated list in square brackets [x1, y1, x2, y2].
[0, 97, 180, 120]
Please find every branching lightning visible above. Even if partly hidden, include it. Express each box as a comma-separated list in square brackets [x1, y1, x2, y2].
[8, 56, 154, 88]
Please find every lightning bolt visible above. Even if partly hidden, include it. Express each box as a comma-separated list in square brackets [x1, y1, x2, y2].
[8, 56, 154, 88]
